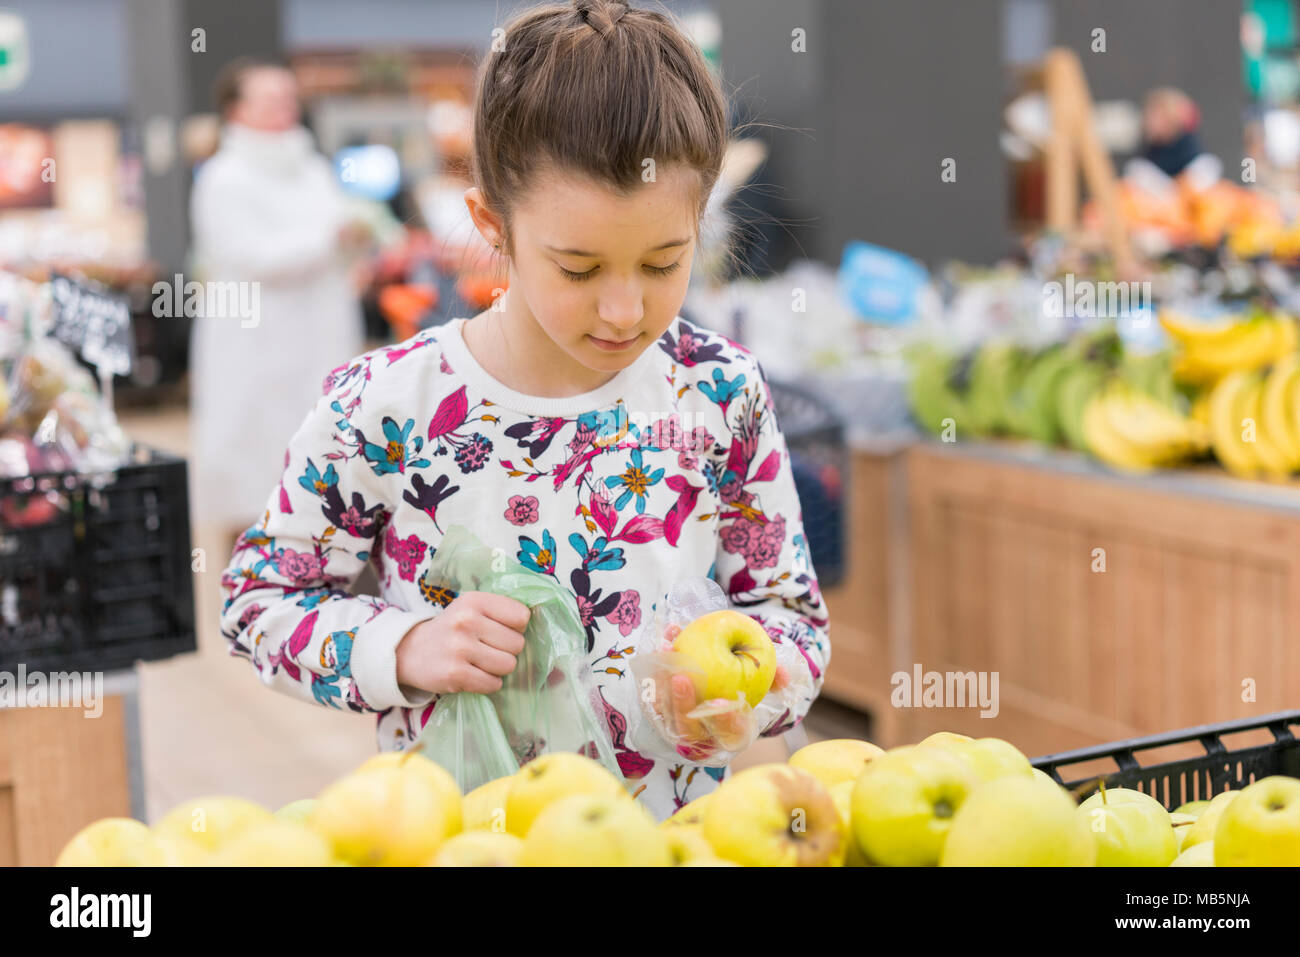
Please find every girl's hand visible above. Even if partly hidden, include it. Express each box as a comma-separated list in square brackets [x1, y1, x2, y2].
[395, 591, 530, 694]
[662, 663, 792, 761]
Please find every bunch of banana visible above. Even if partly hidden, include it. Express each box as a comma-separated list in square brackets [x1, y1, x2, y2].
[1161, 310, 1298, 386]
[1205, 358, 1300, 480]
[906, 343, 972, 437]
[1081, 381, 1209, 472]
[965, 343, 1029, 435]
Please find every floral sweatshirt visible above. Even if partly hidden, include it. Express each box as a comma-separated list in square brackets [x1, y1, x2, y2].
[218, 314, 831, 819]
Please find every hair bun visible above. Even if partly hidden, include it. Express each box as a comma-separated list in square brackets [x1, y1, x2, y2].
[575, 0, 628, 36]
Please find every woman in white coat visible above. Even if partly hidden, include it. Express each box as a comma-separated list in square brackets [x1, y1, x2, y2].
[189, 60, 365, 547]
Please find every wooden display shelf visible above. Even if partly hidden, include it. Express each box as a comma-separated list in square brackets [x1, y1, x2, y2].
[0, 672, 142, 866]
[820, 439, 1300, 757]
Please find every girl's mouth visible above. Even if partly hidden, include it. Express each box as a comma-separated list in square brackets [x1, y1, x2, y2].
[588, 333, 641, 351]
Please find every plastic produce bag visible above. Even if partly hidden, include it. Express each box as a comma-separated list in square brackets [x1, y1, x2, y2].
[626, 578, 813, 767]
[410, 524, 622, 793]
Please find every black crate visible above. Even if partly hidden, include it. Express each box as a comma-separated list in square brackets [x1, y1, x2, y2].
[0, 445, 197, 674]
[1031, 711, 1300, 810]
[767, 378, 847, 589]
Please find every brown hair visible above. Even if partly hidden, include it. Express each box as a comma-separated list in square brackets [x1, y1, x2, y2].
[471, 0, 729, 255]
[213, 57, 293, 117]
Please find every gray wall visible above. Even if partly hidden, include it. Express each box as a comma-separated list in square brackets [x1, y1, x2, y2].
[717, 0, 1010, 271]
[1054, 0, 1244, 169]
[0, 0, 129, 120]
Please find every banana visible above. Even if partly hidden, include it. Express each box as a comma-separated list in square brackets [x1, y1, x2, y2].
[1159, 309, 1242, 348]
[907, 345, 971, 437]
[1173, 316, 1295, 386]
[1009, 345, 1075, 443]
[1243, 376, 1294, 480]
[1057, 364, 1107, 451]
[1207, 370, 1263, 479]
[1259, 355, 1300, 472]
[1082, 383, 1205, 472]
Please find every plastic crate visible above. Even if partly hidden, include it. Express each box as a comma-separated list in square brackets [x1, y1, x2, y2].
[766, 377, 847, 589]
[1031, 711, 1300, 810]
[0, 445, 197, 674]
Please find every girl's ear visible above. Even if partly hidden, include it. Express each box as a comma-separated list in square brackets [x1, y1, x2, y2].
[463, 187, 506, 249]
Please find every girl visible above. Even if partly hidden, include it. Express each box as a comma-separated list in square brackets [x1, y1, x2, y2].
[218, 0, 830, 820]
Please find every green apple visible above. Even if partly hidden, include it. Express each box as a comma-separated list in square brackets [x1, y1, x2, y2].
[850, 745, 980, 866]
[520, 794, 672, 867]
[1078, 786, 1179, 866]
[941, 775, 1096, 866]
[704, 763, 845, 867]
[1174, 799, 1210, 818]
[789, 738, 885, 789]
[671, 609, 777, 707]
[154, 796, 274, 854]
[1170, 841, 1215, 867]
[1181, 790, 1238, 850]
[1213, 775, 1300, 866]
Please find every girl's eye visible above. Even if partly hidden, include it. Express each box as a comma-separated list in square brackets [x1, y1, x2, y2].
[645, 261, 682, 277]
[559, 266, 597, 283]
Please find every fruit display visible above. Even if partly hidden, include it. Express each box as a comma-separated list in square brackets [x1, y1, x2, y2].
[907, 307, 1300, 482]
[54, 729, 1300, 866]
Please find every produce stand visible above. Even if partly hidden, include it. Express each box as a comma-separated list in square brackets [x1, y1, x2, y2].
[819, 437, 1300, 757]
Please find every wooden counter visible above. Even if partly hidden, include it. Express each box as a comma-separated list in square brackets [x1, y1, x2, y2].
[819, 439, 1300, 757]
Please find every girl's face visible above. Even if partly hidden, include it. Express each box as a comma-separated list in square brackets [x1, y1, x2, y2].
[466, 164, 699, 392]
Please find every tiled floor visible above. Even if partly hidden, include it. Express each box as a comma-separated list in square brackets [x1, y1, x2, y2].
[119, 403, 869, 821]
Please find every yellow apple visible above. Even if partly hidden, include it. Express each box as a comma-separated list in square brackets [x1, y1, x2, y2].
[1213, 775, 1300, 866]
[920, 736, 1033, 783]
[1174, 800, 1210, 818]
[155, 834, 209, 866]
[1078, 787, 1179, 866]
[941, 775, 1096, 866]
[1170, 812, 1198, 849]
[919, 731, 973, 747]
[663, 791, 713, 827]
[154, 796, 274, 854]
[1170, 841, 1215, 867]
[520, 794, 673, 866]
[273, 799, 318, 825]
[671, 609, 777, 707]
[1031, 768, 1059, 787]
[463, 775, 515, 832]
[56, 818, 166, 867]
[704, 763, 845, 867]
[506, 752, 629, 837]
[679, 857, 742, 866]
[208, 819, 335, 866]
[358, 751, 463, 836]
[850, 745, 979, 866]
[311, 765, 455, 866]
[661, 823, 717, 865]
[430, 830, 524, 867]
[829, 780, 872, 866]
[789, 738, 884, 789]
[1181, 790, 1238, 850]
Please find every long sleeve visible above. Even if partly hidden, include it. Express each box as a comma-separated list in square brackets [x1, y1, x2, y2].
[218, 363, 440, 715]
[709, 359, 831, 738]
[190, 159, 344, 284]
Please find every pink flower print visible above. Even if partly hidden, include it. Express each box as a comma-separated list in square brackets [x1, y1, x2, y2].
[384, 525, 428, 582]
[504, 494, 540, 526]
[609, 589, 642, 637]
[237, 602, 266, 632]
[575, 594, 594, 628]
[720, 519, 755, 557]
[748, 532, 783, 569]
[278, 548, 322, 586]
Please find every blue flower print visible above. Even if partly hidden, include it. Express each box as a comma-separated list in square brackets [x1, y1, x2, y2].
[604, 447, 664, 514]
[568, 532, 626, 572]
[518, 529, 558, 575]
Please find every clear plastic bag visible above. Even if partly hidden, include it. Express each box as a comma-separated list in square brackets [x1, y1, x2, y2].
[627, 578, 813, 767]
[410, 524, 623, 793]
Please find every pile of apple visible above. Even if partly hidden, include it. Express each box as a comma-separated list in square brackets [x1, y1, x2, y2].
[55, 731, 1300, 866]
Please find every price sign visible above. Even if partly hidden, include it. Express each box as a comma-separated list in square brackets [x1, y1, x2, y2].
[47, 273, 134, 378]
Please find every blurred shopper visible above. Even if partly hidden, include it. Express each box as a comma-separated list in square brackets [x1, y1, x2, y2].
[189, 60, 366, 547]
[1125, 87, 1222, 190]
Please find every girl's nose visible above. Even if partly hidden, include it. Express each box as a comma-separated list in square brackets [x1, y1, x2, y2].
[598, 281, 645, 328]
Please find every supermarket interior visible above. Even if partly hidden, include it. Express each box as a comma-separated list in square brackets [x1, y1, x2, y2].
[3, 0, 1300, 872]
